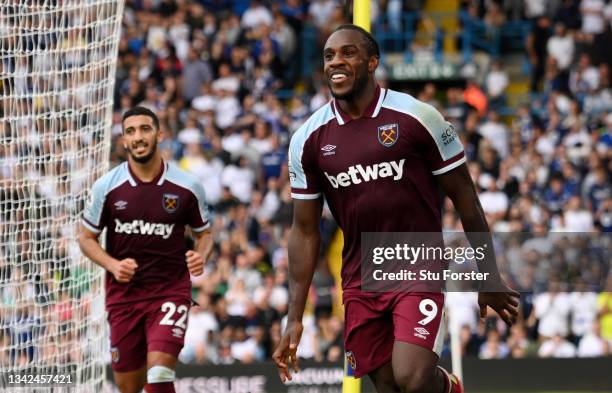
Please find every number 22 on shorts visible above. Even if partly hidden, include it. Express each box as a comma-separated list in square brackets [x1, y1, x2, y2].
[159, 301, 188, 329]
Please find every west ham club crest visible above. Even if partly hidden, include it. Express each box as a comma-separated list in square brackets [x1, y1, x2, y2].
[345, 351, 357, 372]
[377, 123, 399, 147]
[111, 347, 120, 363]
[163, 193, 179, 213]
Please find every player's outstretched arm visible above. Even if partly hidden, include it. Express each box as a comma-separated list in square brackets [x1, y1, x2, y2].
[186, 229, 213, 276]
[272, 198, 322, 382]
[78, 224, 137, 283]
[436, 163, 519, 326]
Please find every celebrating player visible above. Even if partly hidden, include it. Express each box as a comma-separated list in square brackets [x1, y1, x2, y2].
[78, 106, 213, 393]
[273, 25, 520, 393]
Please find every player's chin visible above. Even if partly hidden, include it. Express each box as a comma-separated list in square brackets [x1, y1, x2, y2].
[130, 149, 155, 163]
[329, 85, 354, 100]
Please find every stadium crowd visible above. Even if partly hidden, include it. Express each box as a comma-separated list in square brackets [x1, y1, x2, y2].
[0, 0, 611, 368]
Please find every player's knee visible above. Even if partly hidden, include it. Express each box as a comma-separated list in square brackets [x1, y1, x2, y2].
[147, 365, 175, 384]
[394, 367, 431, 393]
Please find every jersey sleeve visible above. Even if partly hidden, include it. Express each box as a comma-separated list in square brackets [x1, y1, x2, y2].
[414, 102, 466, 175]
[82, 178, 108, 234]
[288, 130, 322, 200]
[188, 181, 211, 232]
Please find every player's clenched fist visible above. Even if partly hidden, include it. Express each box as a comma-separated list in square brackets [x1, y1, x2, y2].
[112, 258, 138, 283]
[185, 250, 204, 276]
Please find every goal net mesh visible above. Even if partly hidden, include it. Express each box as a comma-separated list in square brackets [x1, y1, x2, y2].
[0, 1, 124, 391]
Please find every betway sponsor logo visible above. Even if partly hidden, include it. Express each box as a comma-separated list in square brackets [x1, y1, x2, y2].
[114, 219, 174, 239]
[324, 159, 405, 188]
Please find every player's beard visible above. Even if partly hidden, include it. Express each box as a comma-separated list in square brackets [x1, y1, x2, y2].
[328, 71, 369, 102]
[127, 140, 157, 164]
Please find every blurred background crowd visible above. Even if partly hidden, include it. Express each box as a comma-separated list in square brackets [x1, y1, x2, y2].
[1, 0, 611, 368]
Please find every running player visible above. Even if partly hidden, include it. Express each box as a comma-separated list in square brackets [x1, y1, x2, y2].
[273, 25, 519, 393]
[78, 106, 213, 393]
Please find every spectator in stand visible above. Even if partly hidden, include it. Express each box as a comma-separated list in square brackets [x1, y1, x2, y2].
[556, 0, 581, 31]
[458, 323, 483, 357]
[524, 0, 547, 21]
[478, 175, 509, 224]
[485, 60, 509, 109]
[547, 22, 574, 85]
[309, 0, 340, 38]
[311, 258, 336, 317]
[182, 47, 213, 104]
[528, 280, 571, 340]
[507, 323, 532, 358]
[568, 279, 599, 340]
[444, 87, 470, 126]
[479, 110, 510, 158]
[569, 53, 600, 96]
[221, 156, 256, 203]
[580, 0, 606, 39]
[417, 82, 441, 108]
[578, 321, 610, 357]
[253, 272, 288, 316]
[479, 329, 509, 359]
[241, 0, 273, 30]
[557, 196, 595, 231]
[180, 144, 225, 205]
[314, 314, 343, 362]
[538, 334, 577, 357]
[526, 15, 552, 92]
[584, 166, 611, 213]
[543, 173, 574, 215]
[464, 79, 488, 117]
[483, 2, 506, 37]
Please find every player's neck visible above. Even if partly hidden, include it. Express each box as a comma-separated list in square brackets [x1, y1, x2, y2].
[336, 79, 377, 119]
[128, 154, 163, 183]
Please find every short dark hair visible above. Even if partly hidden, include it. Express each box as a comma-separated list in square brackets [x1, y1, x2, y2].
[333, 24, 380, 58]
[122, 106, 160, 131]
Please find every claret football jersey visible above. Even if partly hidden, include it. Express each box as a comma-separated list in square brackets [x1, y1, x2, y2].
[82, 161, 210, 306]
[288, 86, 465, 292]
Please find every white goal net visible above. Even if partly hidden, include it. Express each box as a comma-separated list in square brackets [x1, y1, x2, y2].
[0, 1, 124, 391]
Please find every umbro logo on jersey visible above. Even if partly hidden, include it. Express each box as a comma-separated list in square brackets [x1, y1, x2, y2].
[321, 144, 337, 156]
[414, 327, 430, 340]
[324, 159, 405, 188]
[378, 123, 399, 147]
[172, 327, 184, 338]
[114, 200, 128, 210]
[114, 219, 174, 239]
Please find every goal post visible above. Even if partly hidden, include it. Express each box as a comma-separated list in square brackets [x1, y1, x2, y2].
[341, 2, 370, 393]
[0, 1, 125, 391]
